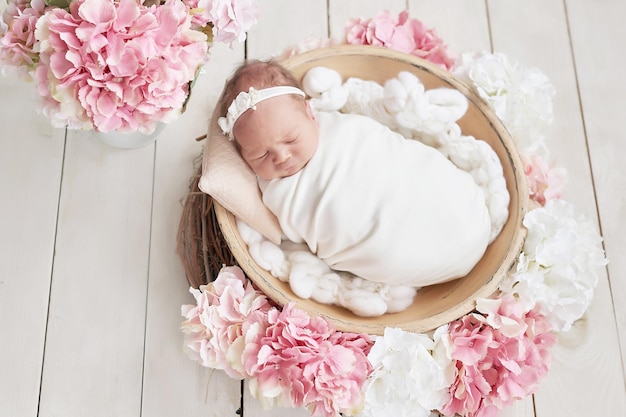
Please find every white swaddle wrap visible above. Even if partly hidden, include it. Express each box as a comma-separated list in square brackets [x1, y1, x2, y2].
[258, 111, 492, 287]
[236, 68, 509, 316]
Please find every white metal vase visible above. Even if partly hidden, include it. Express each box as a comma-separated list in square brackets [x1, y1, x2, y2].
[93, 123, 166, 149]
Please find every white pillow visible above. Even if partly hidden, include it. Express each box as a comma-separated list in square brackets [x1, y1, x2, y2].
[198, 112, 283, 245]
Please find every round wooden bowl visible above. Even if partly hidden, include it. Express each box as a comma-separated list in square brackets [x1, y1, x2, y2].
[214, 44, 528, 335]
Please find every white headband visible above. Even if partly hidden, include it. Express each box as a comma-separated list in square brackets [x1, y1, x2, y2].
[218, 86, 306, 140]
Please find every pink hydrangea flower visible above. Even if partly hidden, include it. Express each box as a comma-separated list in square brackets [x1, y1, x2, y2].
[33, 0, 209, 133]
[446, 314, 498, 367]
[345, 10, 454, 70]
[441, 297, 557, 417]
[205, 0, 260, 43]
[279, 36, 337, 59]
[181, 0, 213, 29]
[171, 1, 260, 42]
[2, 0, 259, 133]
[522, 154, 566, 206]
[0, 0, 47, 79]
[180, 266, 271, 379]
[242, 302, 373, 417]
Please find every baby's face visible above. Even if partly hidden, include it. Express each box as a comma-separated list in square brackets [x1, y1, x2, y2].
[233, 95, 319, 180]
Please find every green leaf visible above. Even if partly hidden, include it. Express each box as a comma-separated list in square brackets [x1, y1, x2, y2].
[45, 0, 72, 10]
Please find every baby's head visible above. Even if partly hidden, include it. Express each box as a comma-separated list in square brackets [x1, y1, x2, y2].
[218, 60, 319, 180]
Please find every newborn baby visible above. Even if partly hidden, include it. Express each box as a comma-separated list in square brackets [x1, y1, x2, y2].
[218, 60, 491, 287]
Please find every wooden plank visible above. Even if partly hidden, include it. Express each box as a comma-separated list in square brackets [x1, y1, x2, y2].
[566, 0, 626, 381]
[246, 0, 328, 59]
[408, 0, 490, 54]
[38, 133, 155, 416]
[489, 0, 596, 215]
[499, 399, 536, 417]
[487, 1, 626, 416]
[242, 395, 311, 417]
[141, 42, 245, 417]
[0, 77, 65, 417]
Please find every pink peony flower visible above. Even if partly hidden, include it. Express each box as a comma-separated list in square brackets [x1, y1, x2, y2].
[344, 10, 455, 70]
[0, 0, 47, 79]
[181, 265, 271, 378]
[522, 154, 566, 206]
[441, 298, 557, 417]
[242, 302, 373, 417]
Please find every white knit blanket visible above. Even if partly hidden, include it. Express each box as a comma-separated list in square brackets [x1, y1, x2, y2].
[238, 68, 510, 317]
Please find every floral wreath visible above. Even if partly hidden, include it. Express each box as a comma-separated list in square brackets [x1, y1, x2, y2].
[180, 10, 607, 417]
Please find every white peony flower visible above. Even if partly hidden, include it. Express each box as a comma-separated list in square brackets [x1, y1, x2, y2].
[501, 199, 608, 331]
[358, 327, 454, 417]
[454, 51, 556, 155]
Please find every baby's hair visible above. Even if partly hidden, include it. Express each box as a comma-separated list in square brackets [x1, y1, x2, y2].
[218, 59, 303, 117]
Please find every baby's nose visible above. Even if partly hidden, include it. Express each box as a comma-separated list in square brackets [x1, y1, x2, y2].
[273, 149, 291, 164]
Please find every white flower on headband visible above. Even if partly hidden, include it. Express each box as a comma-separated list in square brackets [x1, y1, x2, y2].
[218, 86, 306, 140]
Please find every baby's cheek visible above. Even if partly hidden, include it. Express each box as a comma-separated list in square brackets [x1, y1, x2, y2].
[256, 164, 279, 180]
[246, 160, 264, 177]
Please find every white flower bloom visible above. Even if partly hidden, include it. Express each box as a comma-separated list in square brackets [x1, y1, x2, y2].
[501, 199, 607, 331]
[454, 51, 555, 155]
[358, 327, 454, 417]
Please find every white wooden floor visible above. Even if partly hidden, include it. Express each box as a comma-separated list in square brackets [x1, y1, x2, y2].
[1, 1, 625, 416]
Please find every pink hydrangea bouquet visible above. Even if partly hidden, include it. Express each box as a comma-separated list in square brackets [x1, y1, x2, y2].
[181, 266, 373, 417]
[345, 10, 455, 70]
[0, 0, 260, 133]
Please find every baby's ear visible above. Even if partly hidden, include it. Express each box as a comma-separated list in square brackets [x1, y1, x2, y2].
[304, 100, 316, 120]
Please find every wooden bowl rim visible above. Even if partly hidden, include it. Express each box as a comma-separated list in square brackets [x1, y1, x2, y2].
[213, 45, 528, 335]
